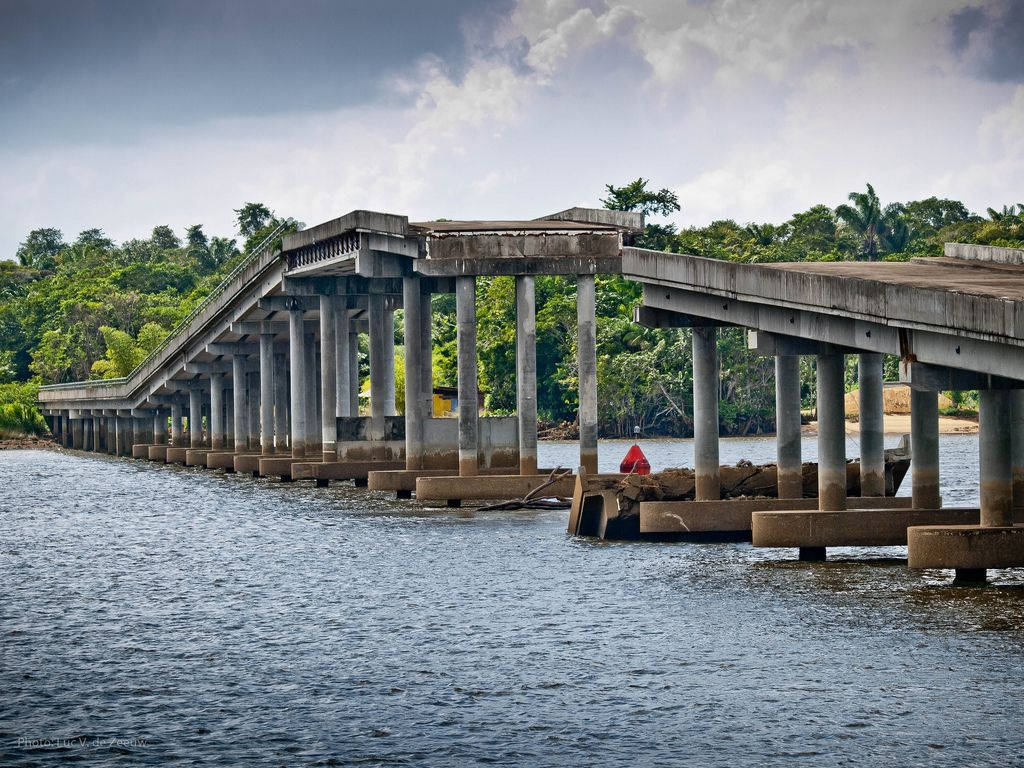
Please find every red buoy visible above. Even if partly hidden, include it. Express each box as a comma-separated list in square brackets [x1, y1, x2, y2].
[620, 443, 650, 475]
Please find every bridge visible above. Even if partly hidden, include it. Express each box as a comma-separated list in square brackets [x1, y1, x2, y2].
[622, 241, 1024, 582]
[38, 206, 640, 504]
[38, 209, 1024, 583]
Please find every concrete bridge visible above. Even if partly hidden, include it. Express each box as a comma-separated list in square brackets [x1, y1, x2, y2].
[39, 206, 640, 504]
[623, 241, 1024, 582]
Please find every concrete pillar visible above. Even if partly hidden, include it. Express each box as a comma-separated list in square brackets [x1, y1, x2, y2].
[106, 416, 116, 454]
[403, 276, 425, 470]
[72, 416, 84, 450]
[979, 389, 1013, 528]
[170, 402, 184, 447]
[335, 304, 351, 418]
[692, 326, 721, 500]
[419, 290, 433, 419]
[84, 417, 94, 451]
[858, 353, 885, 497]
[577, 274, 598, 475]
[775, 355, 802, 499]
[349, 327, 360, 416]
[259, 334, 275, 456]
[320, 295, 338, 460]
[305, 334, 319, 453]
[232, 356, 247, 453]
[209, 374, 224, 449]
[289, 309, 307, 458]
[225, 392, 234, 447]
[189, 387, 203, 448]
[153, 411, 166, 446]
[456, 276, 478, 476]
[1012, 390, 1024, 510]
[384, 306, 397, 416]
[115, 416, 127, 456]
[816, 353, 847, 512]
[274, 352, 288, 452]
[516, 275, 538, 475]
[93, 415, 103, 451]
[247, 370, 261, 451]
[369, 293, 387, 444]
[911, 388, 941, 509]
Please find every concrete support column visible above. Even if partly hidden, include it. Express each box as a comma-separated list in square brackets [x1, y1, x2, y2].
[189, 388, 203, 448]
[115, 416, 127, 456]
[419, 290, 433, 420]
[335, 304, 351, 418]
[72, 416, 84, 450]
[369, 293, 387, 445]
[858, 353, 885, 497]
[320, 295, 338, 460]
[93, 415, 103, 451]
[232, 357, 247, 454]
[153, 411, 166, 446]
[106, 416, 116, 454]
[209, 374, 225, 449]
[456, 276, 479, 476]
[816, 353, 847, 512]
[384, 306, 397, 416]
[170, 402, 184, 447]
[979, 389, 1013, 528]
[911, 389, 941, 510]
[692, 326, 721, 500]
[1012, 390, 1024, 510]
[349, 327, 360, 416]
[288, 309, 307, 458]
[577, 275, 598, 475]
[84, 418, 93, 451]
[775, 355, 802, 499]
[403, 276, 425, 470]
[304, 335, 319, 453]
[273, 353, 288, 452]
[516, 275, 538, 475]
[259, 334, 275, 456]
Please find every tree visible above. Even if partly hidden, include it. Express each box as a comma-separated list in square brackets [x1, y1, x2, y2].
[151, 225, 181, 250]
[835, 183, 887, 260]
[15, 228, 66, 270]
[234, 202, 273, 237]
[601, 178, 680, 217]
[185, 224, 208, 251]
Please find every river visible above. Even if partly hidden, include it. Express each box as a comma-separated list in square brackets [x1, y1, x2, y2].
[2, 436, 1022, 766]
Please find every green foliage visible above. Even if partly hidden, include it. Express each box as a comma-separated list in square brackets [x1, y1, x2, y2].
[91, 322, 167, 378]
[0, 402, 47, 437]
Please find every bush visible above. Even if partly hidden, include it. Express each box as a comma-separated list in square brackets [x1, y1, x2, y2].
[0, 402, 47, 437]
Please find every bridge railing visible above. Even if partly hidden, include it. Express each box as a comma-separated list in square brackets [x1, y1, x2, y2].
[39, 223, 289, 392]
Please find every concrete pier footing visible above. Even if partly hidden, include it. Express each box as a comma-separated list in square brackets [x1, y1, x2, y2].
[416, 473, 577, 505]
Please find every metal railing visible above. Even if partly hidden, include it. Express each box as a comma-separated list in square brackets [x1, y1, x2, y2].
[40, 223, 288, 392]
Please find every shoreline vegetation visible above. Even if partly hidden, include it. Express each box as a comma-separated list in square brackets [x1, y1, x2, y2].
[2, 184, 1020, 438]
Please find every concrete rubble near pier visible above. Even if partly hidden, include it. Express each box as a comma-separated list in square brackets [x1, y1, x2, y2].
[38, 205, 1024, 585]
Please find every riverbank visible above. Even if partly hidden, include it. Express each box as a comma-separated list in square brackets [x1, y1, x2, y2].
[805, 414, 978, 435]
[0, 434, 59, 450]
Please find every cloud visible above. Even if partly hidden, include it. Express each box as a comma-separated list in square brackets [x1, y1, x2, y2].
[950, 0, 1024, 82]
[3, 0, 1024, 259]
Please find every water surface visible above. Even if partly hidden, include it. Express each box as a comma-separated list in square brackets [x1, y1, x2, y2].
[2, 439, 1022, 766]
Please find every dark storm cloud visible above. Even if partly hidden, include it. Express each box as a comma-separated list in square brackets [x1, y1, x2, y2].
[0, 0, 512, 144]
[949, 0, 1024, 82]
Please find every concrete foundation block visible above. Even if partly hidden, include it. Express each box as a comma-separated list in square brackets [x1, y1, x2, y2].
[908, 524, 1024, 570]
[147, 445, 168, 462]
[205, 451, 239, 471]
[185, 448, 212, 467]
[132, 444, 157, 459]
[752, 505, 977, 548]
[310, 460, 406, 481]
[415, 473, 576, 503]
[258, 456, 296, 480]
[233, 453, 264, 475]
[641, 496, 914, 536]
[165, 447, 189, 464]
[368, 465, 532, 494]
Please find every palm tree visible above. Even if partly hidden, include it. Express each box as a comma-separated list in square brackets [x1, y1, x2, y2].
[234, 203, 273, 237]
[986, 205, 1018, 221]
[835, 184, 885, 260]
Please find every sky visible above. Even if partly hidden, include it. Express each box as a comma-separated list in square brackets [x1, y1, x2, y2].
[2, 0, 1023, 258]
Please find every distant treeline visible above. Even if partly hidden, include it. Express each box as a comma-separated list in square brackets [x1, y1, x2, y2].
[2, 184, 1019, 437]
